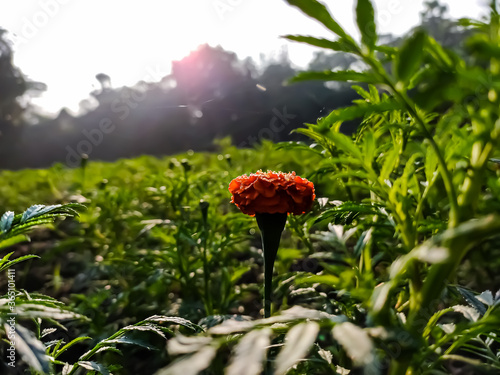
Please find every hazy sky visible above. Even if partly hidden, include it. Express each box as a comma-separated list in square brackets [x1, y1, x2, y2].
[0, 0, 487, 114]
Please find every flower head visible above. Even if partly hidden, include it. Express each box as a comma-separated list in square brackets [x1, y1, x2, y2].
[229, 170, 315, 216]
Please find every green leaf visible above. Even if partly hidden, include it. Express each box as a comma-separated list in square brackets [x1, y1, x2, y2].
[379, 146, 400, 182]
[295, 274, 340, 287]
[94, 346, 123, 356]
[354, 228, 373, 258]
[289, 70, 379, 84]
[167, 335, 213, 355]
[332, 322, 374, 367]
[12, 303, 83, 320]
[476, 290, 495, 306]
[62, 363, 73, 375]
[13, 324, 51, 374]
[21, 205, 47, 223]
[54, 337, 92, 359]
[0, 251, 14, 266]
[318, 100, 401, 129]
[452, 305, 480, 322]
[466, 34, 500, 58]
[122, 324, 167, 339]
[456, 287, 487, 316]
[329, 131, 363, 160]
[0, 234, 30, 250]
[77, 361, 110, 375]
[230, 266, 252, 283]
[285, 0, 349, 39]
[356, 0, 377, 49]
[0, 211, 14, 233]
[274, 322, 319, 375]
[283, 35, 356, 53]
[389, 245, 449, 279]
[157, 345, 218, 375]
[0, 254, 39, 272]
[226, 328, 272, 375]
[145, 315, 201, 332]
[314, 202, 381, 225]
[426, 36, 454, 69]
[105, 337, 158, 351]
[394, 29, 427, 83]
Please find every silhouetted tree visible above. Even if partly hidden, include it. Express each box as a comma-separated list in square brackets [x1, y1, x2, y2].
[0, 29, 26, 136]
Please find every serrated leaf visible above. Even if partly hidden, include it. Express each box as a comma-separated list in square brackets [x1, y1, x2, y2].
[0, 251, 14, 265]
[0, 254, 40, 272]
[318, 100, 401, 129]
[274, 322, 319, 375]
[145, 315, 201, 332]
[285, 0, 348, 38]
[394, 29, 427, 83]
[438, 323, 456, 334]
[21, 205, 46, 223]
[62, 363, 73, 375]
[290, 70, 379, 84]
[226, 328, 272, 375]
[0, 211, 14, 233]
[332, 322, 374, 366]
[12, 324, 51, 374]
[207, 319, 254, 335]
[452, 305, 480, 322]
[78, 361, 110, 375]
[356, 0, 377, 49]
[157, 345, 217, 375]
[476, 290, 494, 306]
[122, 324, 167, 339]
[41, 328, 58, 338]
[315, 202, 381, 225]
[95, 346, 123, 356]
[329, 131, 363, 160]
[12, 303, 83, 320]
[167, 335, 213, 355]
[457, 287, 487, 316]
[105, 337, 158, 350]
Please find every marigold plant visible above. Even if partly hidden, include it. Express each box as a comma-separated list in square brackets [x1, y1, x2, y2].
[229, 170, 315, 216]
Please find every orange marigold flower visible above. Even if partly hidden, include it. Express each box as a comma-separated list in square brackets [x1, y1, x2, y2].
[229, 170, 315, 216]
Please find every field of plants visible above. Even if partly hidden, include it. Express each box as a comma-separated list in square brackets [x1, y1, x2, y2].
[2, 0, 500, 374]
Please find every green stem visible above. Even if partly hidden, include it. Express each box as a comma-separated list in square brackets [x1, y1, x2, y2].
[256, 213, 287, 318]
[202, 234, 212, 315]
[199, 200, 212, 314]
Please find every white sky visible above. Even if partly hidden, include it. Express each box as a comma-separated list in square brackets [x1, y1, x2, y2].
[0, 0, 487, 115]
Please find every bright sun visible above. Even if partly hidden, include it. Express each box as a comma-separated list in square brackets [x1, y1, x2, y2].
[0, 0, 487, 114]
